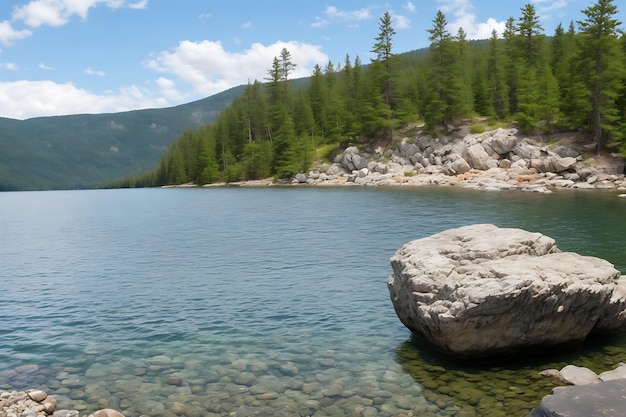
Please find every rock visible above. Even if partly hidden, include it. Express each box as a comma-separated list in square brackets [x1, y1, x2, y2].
[326, 163, 345, 177]
[513, 142, 541, 160]
[599, 364, 626, 381]
[42, 397, 57, 414]
[387, 224, 626, 359]
[559, 365, 601, 385]
[53, 410, 80, 417]
[499, 159, 512, 169]
[88, 409, 126, 417]
[463, 143, 491, 171]
[294, 173, 307, 183]
[165, 375, 183, 386]
[540, 369, 561, 379]
[27, 389, 47, 402]
[530, 378, 626, 417]
[552, 156, 577, 173]
[352, 154, 368, 171]
[450, 157, 471, 175]
[488, 128, 519, 154]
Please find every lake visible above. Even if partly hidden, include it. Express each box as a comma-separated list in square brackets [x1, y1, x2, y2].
[1, 187, 626, 417]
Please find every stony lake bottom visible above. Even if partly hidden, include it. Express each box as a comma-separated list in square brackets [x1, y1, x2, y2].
[2, 187, 626, 417]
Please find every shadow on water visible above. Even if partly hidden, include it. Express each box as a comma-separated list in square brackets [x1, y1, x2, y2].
[394, 332, 626, 417]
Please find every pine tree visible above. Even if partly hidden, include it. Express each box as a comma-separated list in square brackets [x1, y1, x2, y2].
[577, 0, 624, 150]
[537, 64, 562, 131]
[454, 27, 475, 118]
[517, 3, 544, 65]
[426, 10, 462, 128]
[552, 22, 588, 129]
[167, 147, 187, 185]
[196, 127, 219, 184]
[486, 29, 508, 118]
[370, 11, 397, 108]
[503, 16, 520, 115]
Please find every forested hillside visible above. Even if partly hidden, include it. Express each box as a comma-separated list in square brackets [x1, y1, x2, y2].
[0, 86, 244, 191]
[117, 0, 626, 188]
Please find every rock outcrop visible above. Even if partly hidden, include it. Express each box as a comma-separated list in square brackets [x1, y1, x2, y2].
[532, 364, 626, 417]
[387, 224, 626, 360]
[292, 128, 626, 192]
[530, 378, 626, 417]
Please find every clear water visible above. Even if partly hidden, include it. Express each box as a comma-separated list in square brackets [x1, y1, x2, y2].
[1, 187, 626, 417]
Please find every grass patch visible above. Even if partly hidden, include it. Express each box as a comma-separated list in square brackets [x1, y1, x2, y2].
[403, 171, 416, 177]
[470, 124, 486, 134]
[316, 144, 338, 162]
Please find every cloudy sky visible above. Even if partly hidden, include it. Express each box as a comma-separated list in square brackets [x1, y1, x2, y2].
[0, 0, 620, 119]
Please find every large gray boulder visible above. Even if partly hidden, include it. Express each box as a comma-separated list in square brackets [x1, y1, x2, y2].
[531, 379, 626, 417]
[463, 143, 492, 170]
[387, 224, 626, 359]
[487, 128, 519, 155]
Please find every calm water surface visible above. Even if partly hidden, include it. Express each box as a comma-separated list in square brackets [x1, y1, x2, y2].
[1, 187, 626, 417]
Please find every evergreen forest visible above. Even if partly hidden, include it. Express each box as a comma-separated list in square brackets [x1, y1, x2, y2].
[114, 0, 626, 188]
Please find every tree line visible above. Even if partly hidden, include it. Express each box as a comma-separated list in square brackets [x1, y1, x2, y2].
[113, 0, 626, 188]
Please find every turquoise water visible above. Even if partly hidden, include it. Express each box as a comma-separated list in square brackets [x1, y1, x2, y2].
[1, 187, 626, 417]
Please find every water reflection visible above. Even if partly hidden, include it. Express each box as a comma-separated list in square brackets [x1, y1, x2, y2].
[395, 333, 626, 417]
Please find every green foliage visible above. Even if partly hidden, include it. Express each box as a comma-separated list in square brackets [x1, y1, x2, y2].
[470, 124, 486, 134]
[116, 3, 626, 189]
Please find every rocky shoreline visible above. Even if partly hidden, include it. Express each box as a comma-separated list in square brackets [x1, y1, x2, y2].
[0, 389, 123, 417]
[197, 127, 626, 193]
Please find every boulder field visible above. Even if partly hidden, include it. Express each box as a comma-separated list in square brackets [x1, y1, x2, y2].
[288, 127, 626, 192]
[387, 224, 626, 360]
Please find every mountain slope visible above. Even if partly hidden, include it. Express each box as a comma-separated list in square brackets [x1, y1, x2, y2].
[0, 85, 245, 191]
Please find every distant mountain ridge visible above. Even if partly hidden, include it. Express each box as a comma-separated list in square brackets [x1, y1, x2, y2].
[0, 49, 430, 191]
[0, 85, 246, 191]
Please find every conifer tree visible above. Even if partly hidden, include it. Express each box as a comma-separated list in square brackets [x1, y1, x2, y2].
[486, 29, 508, 118]
[577, 0, 624, 150]
[517, 3, 544, 65]
[503, 16, 519, 115]
[426, 10, 460, 128]
[371, 11, 396, 108]
[455, 27, 475, 118]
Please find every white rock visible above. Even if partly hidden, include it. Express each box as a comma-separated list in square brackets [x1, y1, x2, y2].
[387, 224, 626, 359]
[599, 364, 626, 381]
[559, 365, 601, 385]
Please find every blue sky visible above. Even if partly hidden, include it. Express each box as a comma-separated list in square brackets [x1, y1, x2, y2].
[0, 0, 622, 119]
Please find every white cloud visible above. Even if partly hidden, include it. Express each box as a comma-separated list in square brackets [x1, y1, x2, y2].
[12, 0, 148, 28]
[128, 0, 148, 9]
[241, 21, 252, 29]
[39, 62, 53, 70]
[156, 77, 184, 101]
[312, 5, 372, 28]
[532, 0, 571, 18]
[0, 80, 167, 120]
[85, 67, 106, 76]
[311, 17, 330, 28]
[0, 62, 18, 70]
[437, 0, 506, 40]
[393, 13, 411, 30]
[145, 40, 329, 96]
[0, 20, 32, 45]
[325, 6, 372, 21]
[404, 2, 416, 13]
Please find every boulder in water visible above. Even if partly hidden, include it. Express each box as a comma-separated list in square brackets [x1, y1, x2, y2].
[387, 224, 626, 359]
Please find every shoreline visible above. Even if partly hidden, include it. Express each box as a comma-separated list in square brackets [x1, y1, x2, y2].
[167, 167, 626, 195]
[166, 128, 626, 194]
